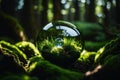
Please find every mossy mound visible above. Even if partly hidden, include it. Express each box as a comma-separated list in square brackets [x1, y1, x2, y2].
[83, 36, 120, 80]
[73, 50, 96, 72]
[0, 40, 27, 64]
[15, 41, 43, 59]
[0, 40, 84, 80]
[87, 54, 120, 80]
[0, 47, 26, 75]
[95, 36, 120, 64]
[27, 56, 84, 80]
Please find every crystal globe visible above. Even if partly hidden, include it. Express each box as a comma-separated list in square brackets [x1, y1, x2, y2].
[36, 20, 84, 67]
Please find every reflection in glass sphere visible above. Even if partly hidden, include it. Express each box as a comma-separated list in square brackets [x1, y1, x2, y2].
[36, 20, 84, 67]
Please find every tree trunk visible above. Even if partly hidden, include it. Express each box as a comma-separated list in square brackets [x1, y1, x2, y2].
[115, 0, 120, 25]
[20, 0, 37, 40]
[74, 0, 80, 21]
[85, 0, 96, 22]
[52, 0, 62, 21]
[40, 0, 48, 27]
[102, 0, 109, 27]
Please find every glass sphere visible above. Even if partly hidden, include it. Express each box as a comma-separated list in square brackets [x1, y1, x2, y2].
[36, 20, 84, 67]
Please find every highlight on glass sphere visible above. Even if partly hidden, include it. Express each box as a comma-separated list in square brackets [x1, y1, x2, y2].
[36, 20, 84, 67]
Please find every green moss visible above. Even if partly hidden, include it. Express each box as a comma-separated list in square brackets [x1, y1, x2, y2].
[73, 50, 96, 72]
[89, 54, 120, 80]
[95, 36, 120, 64]
[0, 50, 26, 75]
[0, 40, 85, 80]
[103, 54, 120, 70]
[15, 41, 43, 59]
[27, 56, 44, 67]
[0, 40, 27, 64]
[94, 47, 105, 63]
[28, 57, 84, 80]
[0, 74, 38, 80]
[78, 50, 96, 62]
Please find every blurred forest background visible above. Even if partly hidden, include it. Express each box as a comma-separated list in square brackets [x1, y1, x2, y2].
[0, 0, 120, 51]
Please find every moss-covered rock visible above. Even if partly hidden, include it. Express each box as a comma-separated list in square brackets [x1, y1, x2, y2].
[0, 47, 26, 75]
[83, 36, 120, 80]
[0, 40, 27, 64]
[73, 50, 96, 72]
[86, 54, 120, 80]
[0, 48, 38, 80]
[95, 36, 120, 64]
[78, 50, 96, 63]
[27, 56, 84, 80]
[0, 40, 85, 80]
[15, 41, 43, 59]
